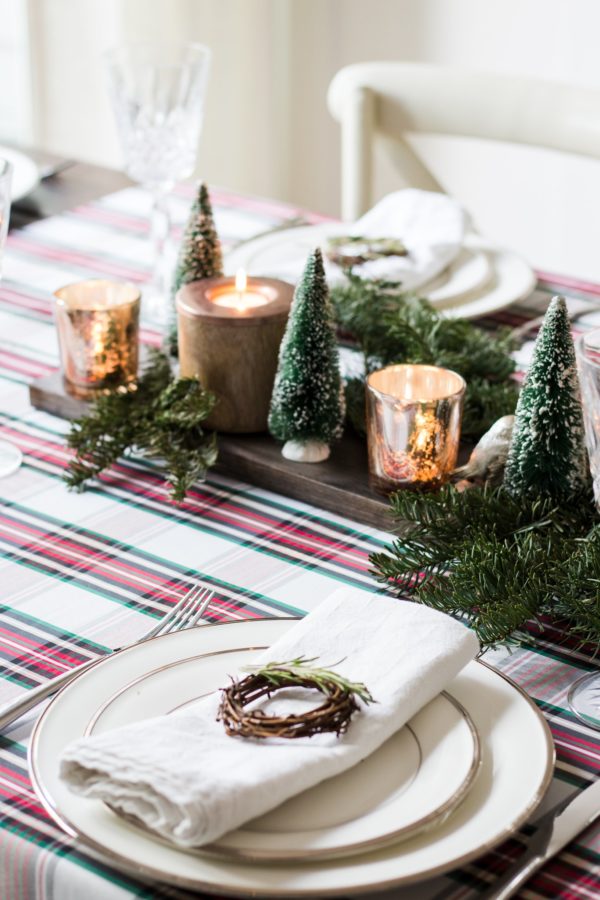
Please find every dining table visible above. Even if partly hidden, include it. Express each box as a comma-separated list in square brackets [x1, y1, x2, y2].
[0, 154, 599, 900]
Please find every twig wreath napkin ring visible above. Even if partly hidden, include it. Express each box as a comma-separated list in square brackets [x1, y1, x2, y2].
[218, 657, 374, 739]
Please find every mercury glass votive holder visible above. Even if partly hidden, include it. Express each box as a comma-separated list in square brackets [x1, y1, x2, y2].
[54, 279, 140, 397]
[577, 330, 600, 511]
[366, 364, 466, 494]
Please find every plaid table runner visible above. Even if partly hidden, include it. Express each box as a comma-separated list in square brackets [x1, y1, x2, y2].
[0, 183, 599, 900]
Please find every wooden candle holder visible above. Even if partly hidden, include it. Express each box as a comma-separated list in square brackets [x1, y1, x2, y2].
[177, 277, 294, 433]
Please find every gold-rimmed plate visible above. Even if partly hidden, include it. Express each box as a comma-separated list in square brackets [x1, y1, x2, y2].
[29, 617, 554, 898]
[82, 647, 480, 862]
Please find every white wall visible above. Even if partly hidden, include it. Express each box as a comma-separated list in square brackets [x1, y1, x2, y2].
[25, 0, 295, 200]
[0, 0, 34, 143]
[13, 0, 600, 280]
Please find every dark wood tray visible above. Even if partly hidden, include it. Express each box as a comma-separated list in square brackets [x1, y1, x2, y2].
[29, 370, 394, 531]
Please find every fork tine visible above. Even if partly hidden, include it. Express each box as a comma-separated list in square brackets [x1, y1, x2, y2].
[188, 590, 213, 626]
[141, 587, 197, 642]
[170, 587, 212, 633]
[163, 588, 213, 635]
[155, 585, 201, 638]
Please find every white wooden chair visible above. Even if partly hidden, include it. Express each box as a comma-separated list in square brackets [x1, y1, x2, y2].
[327, 62, 600, 221]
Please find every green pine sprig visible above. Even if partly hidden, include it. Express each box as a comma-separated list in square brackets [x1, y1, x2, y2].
[65, 349, 217, 503]
[370, 485, 598, 649]
[330, 271, 518, 440]
[553, 526, 600, 640]
[244, 656, 375, 705]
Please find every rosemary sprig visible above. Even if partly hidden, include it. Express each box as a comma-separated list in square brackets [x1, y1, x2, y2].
[244, 656, 375, 706]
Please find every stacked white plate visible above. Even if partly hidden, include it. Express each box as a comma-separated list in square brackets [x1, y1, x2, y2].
[225, 225, 536, 320]
[30, 617, 554, 897]
[0, 145, 40, 200]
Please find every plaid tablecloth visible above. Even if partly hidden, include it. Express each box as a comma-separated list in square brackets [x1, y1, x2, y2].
[1, 183, 600, 900]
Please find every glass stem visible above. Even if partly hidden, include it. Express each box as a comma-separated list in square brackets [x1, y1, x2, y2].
[148, 187, 171, 323]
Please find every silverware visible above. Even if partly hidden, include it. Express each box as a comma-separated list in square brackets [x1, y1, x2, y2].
[39, 158, 76, 180]
[479, 778, 600, 899]
[0, 585, 213, 732]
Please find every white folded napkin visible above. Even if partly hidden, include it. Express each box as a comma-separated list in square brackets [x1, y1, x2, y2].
[60, 591, 478, 848]
[270, 190, 469, 291]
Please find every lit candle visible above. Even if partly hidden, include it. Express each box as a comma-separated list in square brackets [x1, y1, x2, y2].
[210, 269, 269, 312]
[176, 275, 294, 432]
[54, 279, 140, 398]
[366, 364, 465, 493]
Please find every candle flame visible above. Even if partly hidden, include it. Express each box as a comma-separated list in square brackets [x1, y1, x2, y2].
[91, 319, 105, 356]
[235, 269, 247, 293]
[412, 411, 436, 453]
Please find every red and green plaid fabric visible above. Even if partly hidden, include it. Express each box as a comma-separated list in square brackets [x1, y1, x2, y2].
[0, 184, 599, 899]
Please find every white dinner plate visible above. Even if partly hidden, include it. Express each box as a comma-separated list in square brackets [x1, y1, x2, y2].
[225, 225, 536, 320]
[30, 617, 554, 898]
[0, 146, 40, 201]
[420, 244, 493, 309]
[83, 648, 480, 861]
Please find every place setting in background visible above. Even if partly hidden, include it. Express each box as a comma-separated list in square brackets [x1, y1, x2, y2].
[0, 144, 40, 201]
[226, 187, 536, 320]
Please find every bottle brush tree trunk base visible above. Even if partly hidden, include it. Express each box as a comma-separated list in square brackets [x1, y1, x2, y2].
[282, 439, 330, 463]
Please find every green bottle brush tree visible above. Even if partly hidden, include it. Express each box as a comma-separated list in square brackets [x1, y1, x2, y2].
[167, 182, 223, 356]
[269, 248, 345, 462]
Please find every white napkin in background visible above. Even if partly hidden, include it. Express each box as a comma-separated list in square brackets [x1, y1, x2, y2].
[269, 190, 469, 291]
[60, 591, 478, 848]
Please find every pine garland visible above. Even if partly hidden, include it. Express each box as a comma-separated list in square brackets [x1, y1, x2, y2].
[371, 296, 600, 649]
[330, 271, 518, 440]
[554, 526, 600, 640]
[65, 350, 217, 502]
[370, 485, 598, 648]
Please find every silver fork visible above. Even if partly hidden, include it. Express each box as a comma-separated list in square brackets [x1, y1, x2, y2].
[0, 585, 213, 732]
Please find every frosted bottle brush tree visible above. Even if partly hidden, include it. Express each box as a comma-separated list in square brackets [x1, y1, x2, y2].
[269, 248, 345, 462]
[504, 295, 590, 501]
[168, 182, 223, 353]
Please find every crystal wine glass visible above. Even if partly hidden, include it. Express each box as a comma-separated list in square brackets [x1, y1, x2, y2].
[0, 159, 23, 478]
[569, 329, 600, 728]
[104, 41, 211, 324]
